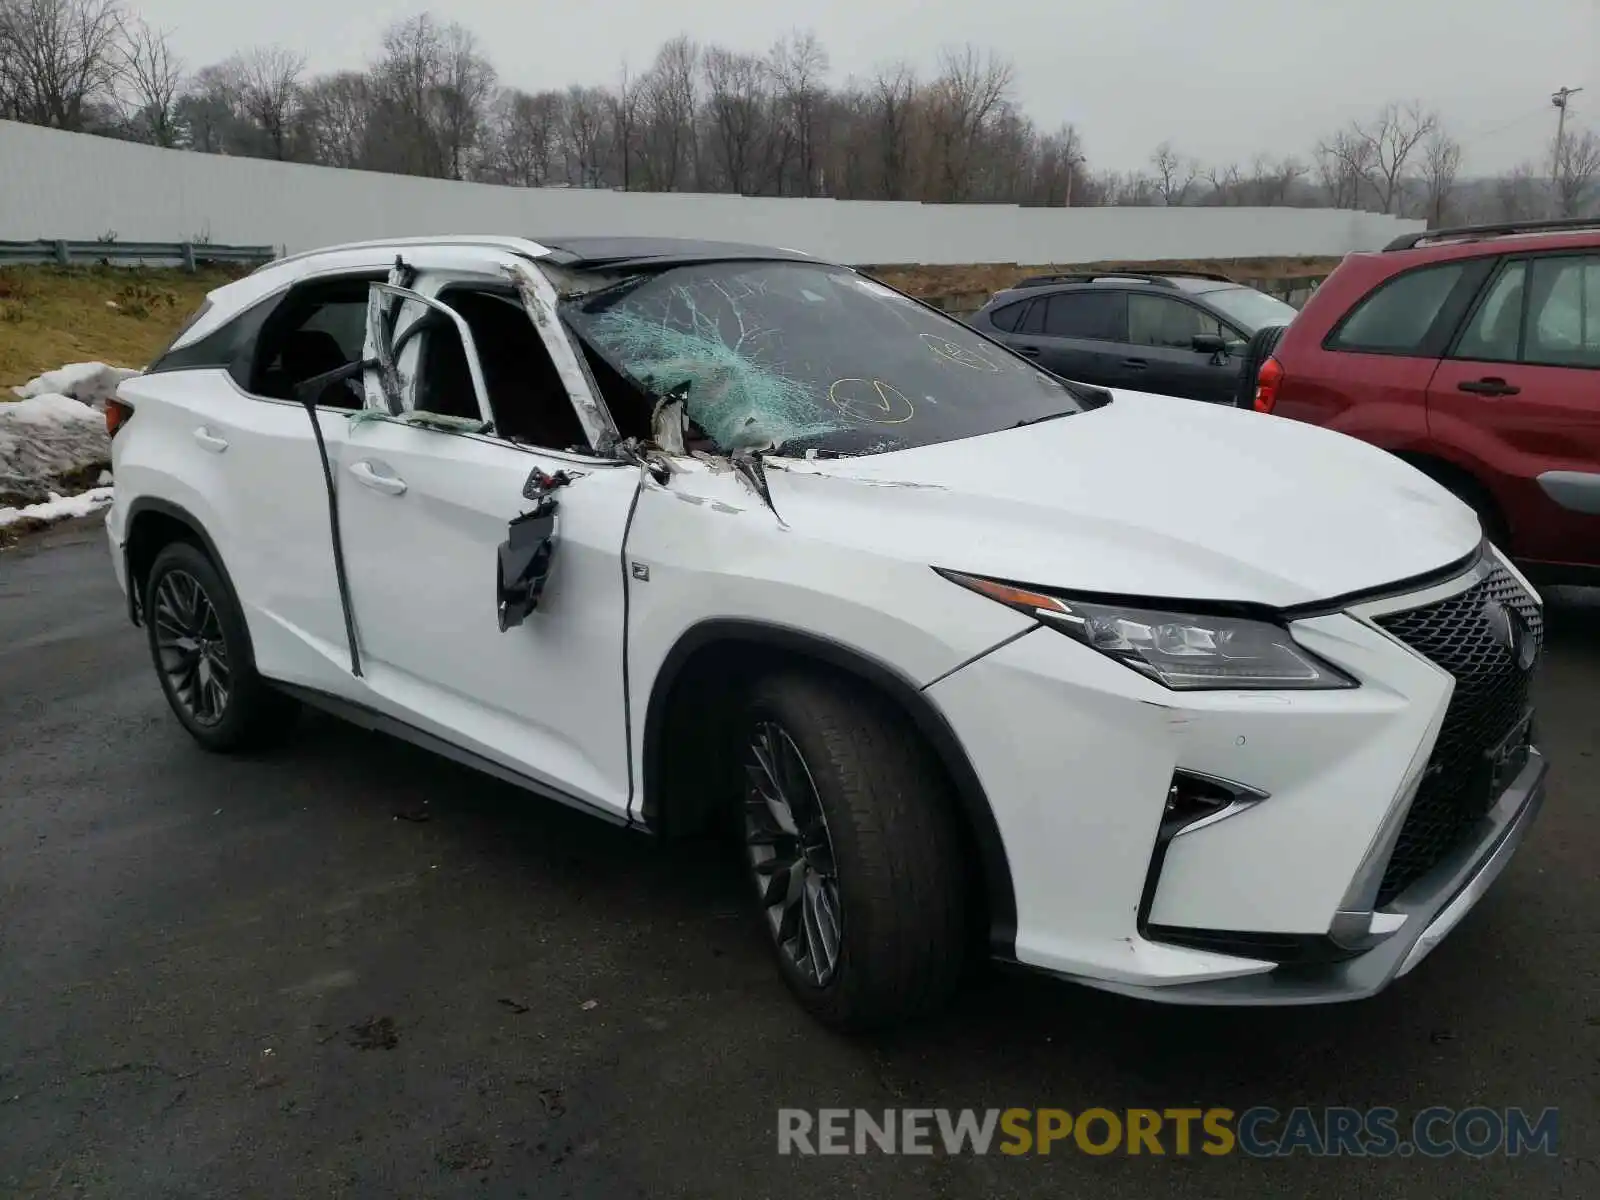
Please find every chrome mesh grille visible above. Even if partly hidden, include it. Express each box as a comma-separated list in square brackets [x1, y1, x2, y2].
[1372, 561, 1542, 905]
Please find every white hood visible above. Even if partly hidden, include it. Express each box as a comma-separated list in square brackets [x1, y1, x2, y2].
[763, 389, 1481, 608]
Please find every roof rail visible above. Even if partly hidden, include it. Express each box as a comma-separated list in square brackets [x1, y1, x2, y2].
[1012, 268, 1236, 289]
[1384, 217, 1600, 252]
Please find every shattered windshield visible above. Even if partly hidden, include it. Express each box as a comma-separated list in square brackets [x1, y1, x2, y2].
[559, 260, 1098, 457]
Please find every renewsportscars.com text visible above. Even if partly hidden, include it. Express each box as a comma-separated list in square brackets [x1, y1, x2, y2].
[777, 1106, 1560, 1158]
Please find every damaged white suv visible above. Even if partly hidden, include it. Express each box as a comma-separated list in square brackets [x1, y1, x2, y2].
[105, 236, 1549, 1030]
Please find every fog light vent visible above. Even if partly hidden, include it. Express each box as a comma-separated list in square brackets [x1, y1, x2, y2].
[1164, 771, 1239, 825]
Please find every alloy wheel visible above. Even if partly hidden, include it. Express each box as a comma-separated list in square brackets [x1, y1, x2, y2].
[743, 721, 843, 987]
[152, 569, 231, 726]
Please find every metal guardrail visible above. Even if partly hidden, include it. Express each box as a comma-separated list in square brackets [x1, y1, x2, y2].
[0, 239, 277, 270]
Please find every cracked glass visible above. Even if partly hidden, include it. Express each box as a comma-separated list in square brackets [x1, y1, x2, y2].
[560, 260, 1098, 458]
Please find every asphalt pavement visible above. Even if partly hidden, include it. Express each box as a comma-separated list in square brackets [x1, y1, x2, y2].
[1, 518, 1596, 1198]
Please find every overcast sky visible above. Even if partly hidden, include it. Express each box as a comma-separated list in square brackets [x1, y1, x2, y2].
[133, 0, 1598, 177]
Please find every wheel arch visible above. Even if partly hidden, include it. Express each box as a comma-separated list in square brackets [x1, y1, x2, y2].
[124, 497, 239, 631]
[642, 618, 1019, 959]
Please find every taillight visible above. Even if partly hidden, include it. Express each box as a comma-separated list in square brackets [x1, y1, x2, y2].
[1253, 356, 1283, 414]
[105, 396, 134, 438]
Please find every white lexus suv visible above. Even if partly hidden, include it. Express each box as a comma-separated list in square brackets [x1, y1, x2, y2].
[104, 236, 1549, 1030]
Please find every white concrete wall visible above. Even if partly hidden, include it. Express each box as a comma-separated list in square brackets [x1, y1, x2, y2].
[1, 121, 1424, 264]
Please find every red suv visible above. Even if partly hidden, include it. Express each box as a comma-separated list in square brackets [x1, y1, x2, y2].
[1254, 217, 1600, 584]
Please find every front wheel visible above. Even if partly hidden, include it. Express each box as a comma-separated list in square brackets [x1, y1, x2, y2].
[738, 671, 969, 1031]
[145, 541, 298, 752]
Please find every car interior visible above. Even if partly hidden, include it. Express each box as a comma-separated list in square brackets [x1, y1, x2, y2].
[419, 285, 656, 449]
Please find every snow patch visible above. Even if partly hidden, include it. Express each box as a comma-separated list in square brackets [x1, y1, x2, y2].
[12, 361, 141, 409]
[0, 485, 115, 530]
[1, 390, 111, 505]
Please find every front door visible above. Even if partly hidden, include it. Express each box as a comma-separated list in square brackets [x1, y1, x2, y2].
[1427, 251, 1600, 566]
[336, 255, 640, 817]
[1125, 293, 1241, 403]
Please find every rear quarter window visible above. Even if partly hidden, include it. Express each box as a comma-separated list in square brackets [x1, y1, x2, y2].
[1326, 261, 1468, 355]
[987, 299, 1029, 331]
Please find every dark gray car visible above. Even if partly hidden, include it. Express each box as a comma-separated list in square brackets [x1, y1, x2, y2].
[969, 271, 1298, 405]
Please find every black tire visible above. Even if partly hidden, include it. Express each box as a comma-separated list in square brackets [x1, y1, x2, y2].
[1234, 322, 1288, 408]
[737, 670, 968, 1031]
[144, 540, 299, 752]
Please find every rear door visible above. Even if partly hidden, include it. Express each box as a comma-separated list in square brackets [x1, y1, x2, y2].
[1276, 258, 1489, 446]
[124, 272, 380, 694]
[1008, 289, 1129, 386]
[1124, 292, 1242, 403]
[1427, 251, 1600, 565]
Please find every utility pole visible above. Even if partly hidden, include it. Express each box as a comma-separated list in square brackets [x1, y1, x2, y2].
[1552, 86, 1584, 198]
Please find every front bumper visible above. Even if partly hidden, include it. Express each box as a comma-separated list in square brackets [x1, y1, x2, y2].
[927, 544, 1548, 1003]
[1077, 748, 1546, 1004]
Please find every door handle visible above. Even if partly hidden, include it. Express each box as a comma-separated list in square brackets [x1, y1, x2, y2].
[1457, 377, 1520, 397]
[1120, 358, 1149, 369]
[192, 426, 228, 453]
[1017, 345, 1042, 357]
[349, 460, 407, 495]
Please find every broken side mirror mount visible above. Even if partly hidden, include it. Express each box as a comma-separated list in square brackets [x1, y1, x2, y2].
[496, 469, 574, 632]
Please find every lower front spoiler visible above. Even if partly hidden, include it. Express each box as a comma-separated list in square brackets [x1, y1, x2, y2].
[1056, 748, 1549, 1006]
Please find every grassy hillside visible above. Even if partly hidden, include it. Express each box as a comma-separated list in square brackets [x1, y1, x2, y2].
[0, 265, 247, 390]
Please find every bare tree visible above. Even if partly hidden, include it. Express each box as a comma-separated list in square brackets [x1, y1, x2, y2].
[1553, 127, 1600, 217]
[701, 46, 769, 194]
[1353, 100, 1438, 214]
[297, 71, 372, 168]
[865, 63, 917, 200]
[117, 15, 180, 145]
[608, 62, 640, 189]
[0, 0, 124, 129]
[768, 30, 828, 195]
[1150, 141, 1197, 206]
[1419, 129, 1462, 227]
[562, 84, 609, 186]
[368, 14, 444, 176]
[1030, 122, 1084, 206]
[175, 60, 248, 154]
[1249, 155, 1307, 206]
[1314, 128, 1375, 209]
[237, 45, 304, 159]
[924, 45, 1012, 202]
[1204, 163, 1244, 205]
[635, 35, 698, 191]
[483, 87, 561, 186]
[1495, 162, 1541, 221]
[432, 21, 495, 179]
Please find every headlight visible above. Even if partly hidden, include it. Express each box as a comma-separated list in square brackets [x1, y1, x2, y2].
[940, 571, 1355, 691]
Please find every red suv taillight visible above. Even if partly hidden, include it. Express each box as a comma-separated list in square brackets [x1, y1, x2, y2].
[1253, 356, 1283, 414]
[105, 396, 134, 438]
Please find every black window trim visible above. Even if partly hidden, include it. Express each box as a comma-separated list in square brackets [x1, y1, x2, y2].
[1446, 249, 1600, 373]
[1321, 257, 1497, 359]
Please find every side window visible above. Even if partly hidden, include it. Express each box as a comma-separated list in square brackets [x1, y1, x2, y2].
[1525, 256, 1600, 368]
[988, 300, 1029, 332]
[251, 277, 378, 408]
[1128, 294, 1224, 349]
[146, 295, 274, 379]
[1327, 262, 1466, 355]
[1453, 262, 1526, 362]
[1042, 292, 1126, 341]
[419, 286, 590, 450]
